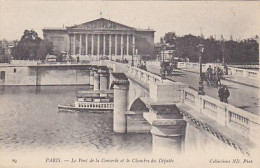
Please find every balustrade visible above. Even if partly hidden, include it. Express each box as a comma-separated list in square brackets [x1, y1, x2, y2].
[181, 88, 259, 138]
[77, 102, 114, 109]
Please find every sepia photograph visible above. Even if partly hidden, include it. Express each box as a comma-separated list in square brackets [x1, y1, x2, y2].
[0, 1, 259, 168]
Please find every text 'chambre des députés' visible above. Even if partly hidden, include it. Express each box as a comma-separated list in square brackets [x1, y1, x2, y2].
[45, 157, 174, 164]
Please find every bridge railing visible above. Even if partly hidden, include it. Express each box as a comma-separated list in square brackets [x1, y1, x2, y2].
[129, 66, 164, 84]
[228, 67, 259, 79]
[181, 87, 260, 140]
[177, 62, 259, 79]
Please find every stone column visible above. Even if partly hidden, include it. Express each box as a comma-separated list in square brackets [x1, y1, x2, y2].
[79, 34, 82, 55]
[126, 34, 129, 56]
[97, 34, 100, 56]
[73, 34, 76, 55]
[67, 34, 70, 54]
[109, 34, 112, 60]
[99, 70, 109, 90]
[91, 34, 94, 56]
[113, 82, 129, 133]
[85, 34, 88, 55]
[93, 69, 100, 91]
[103, 34, 106, 56]
[132, 35, 135, 55]
[121, 34, 123, 59]
[115, 34, 118, 56]
[89, 69, 94, 86]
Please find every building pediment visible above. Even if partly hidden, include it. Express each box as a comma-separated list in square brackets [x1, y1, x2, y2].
[67, 18, 136, 31]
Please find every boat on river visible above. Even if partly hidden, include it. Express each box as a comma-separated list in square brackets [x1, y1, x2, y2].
[58, 90, 114, 112]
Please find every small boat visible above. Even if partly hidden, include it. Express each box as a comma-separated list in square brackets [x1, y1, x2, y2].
[58, 90, 114, 112]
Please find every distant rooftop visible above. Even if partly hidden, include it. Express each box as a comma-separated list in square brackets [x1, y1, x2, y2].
[137, 28, 155, 32]
[43, 27, 66, 31]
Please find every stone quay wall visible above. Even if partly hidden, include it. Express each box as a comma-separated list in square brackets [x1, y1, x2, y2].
[0, 64, 90, 86]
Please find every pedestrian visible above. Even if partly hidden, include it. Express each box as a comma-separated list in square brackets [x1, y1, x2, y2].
[223, 85, 230, 103]
[206, 65, 213, 82]
[218, 85, 224, 102]
[224, 63, 228, 75]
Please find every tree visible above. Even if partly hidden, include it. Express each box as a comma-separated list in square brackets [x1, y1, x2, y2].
[0, 54, 11, 63]
[12, 29, 42, 60]
[37, 40, 53, 60]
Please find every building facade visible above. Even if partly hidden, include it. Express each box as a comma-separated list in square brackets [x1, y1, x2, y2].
[43, 18, 155, 60]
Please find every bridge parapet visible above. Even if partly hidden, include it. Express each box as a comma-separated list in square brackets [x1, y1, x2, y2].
[128, 66, 174, 85]
[177, 61, 259, 79]
[180, 87, 260, 143]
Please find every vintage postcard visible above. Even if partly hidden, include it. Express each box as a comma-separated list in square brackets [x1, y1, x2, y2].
[0, 1, 259, 168]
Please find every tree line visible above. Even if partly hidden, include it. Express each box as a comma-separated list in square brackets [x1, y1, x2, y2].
[161, 32, 259, 64]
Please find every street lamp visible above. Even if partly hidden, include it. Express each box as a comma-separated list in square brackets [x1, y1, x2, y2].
[131, 44, 135, 66]
[197, 43, 205, 95]
[222, 42, 225, 64]
[161, 44, 167, 79]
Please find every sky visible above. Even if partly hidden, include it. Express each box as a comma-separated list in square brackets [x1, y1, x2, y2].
[0, 1, 259, 42]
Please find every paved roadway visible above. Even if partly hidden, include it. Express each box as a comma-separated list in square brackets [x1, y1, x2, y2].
[146, 64, 259, 115]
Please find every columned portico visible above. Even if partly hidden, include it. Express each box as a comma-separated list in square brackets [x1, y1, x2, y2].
[69, 33, 136, 58]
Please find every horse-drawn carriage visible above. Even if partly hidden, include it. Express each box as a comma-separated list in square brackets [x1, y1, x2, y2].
[160, 62, 172, 76]
[160, 60, 178, 77]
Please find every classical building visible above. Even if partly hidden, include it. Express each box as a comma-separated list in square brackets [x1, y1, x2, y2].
[42, 18, 155, 60]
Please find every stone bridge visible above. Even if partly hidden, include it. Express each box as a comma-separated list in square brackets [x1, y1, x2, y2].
[85, 60, 260, 155]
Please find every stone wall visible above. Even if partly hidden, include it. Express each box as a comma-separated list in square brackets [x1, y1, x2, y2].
[0, 65, 90, 86]
[43, 29, 68, 53]
[0, 66, 36, 85]
[38, 68, 90, 85]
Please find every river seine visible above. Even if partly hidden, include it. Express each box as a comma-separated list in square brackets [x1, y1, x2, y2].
[0, 86, 152, 154]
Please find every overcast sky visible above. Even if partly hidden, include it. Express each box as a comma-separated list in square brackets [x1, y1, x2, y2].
[0, 1, 259, 42]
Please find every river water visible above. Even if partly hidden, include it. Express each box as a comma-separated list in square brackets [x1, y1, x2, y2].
[0, 85, 243, 158]
[0, 86, 152, 154]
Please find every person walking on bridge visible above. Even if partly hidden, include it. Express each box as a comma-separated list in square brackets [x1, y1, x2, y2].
[218, 85, 230, 103]
[206, 65, 213, 82]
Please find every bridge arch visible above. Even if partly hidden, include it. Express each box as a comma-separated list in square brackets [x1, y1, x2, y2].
[129, 97, 149, 112]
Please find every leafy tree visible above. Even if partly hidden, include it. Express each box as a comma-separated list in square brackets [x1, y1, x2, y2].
[0, 53, 11, 63]
[37, 40, 53, 60]
[12, 29, 42, 60]
[160, 32, 259, 64]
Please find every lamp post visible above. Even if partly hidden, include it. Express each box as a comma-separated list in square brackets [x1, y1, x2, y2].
[131, 50, 134, 67]
[222, 42, 225, 64]
[197, 43, 205, 95]
[161, 44, 167, 79]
